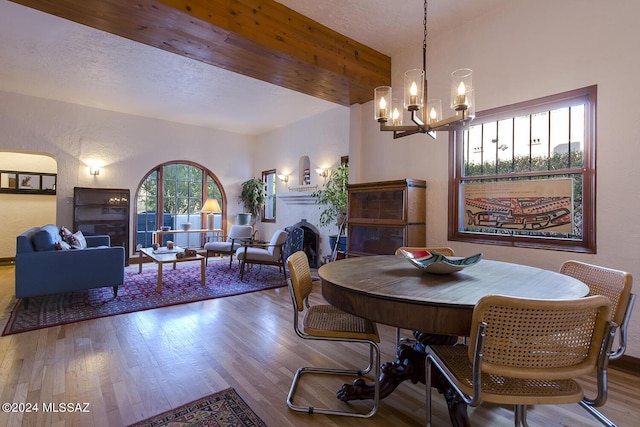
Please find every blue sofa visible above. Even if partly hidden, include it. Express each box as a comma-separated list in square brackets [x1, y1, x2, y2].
[15, 224, 125, 308]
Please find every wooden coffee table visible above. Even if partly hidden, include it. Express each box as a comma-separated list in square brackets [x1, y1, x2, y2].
[138, 247, 205, 292]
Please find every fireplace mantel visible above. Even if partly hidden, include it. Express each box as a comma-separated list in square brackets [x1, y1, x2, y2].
[277, 192, 317, 205]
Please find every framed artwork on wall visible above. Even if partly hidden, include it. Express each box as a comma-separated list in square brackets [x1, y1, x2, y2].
[0, 172, 17, 189]
[42, 175, 56, 191]
[18, 173, 40, 190]
[0, 170, 56, 194]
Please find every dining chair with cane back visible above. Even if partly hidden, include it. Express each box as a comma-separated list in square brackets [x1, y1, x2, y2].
[424, 294, 616, 427]
[286, 251, 381, 418]
[393, 246, 456, 350]
[560, 260, 635, 426]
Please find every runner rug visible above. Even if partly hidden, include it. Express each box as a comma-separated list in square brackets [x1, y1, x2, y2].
[2, 259, 286, 336]
[127, 388, 267, 427]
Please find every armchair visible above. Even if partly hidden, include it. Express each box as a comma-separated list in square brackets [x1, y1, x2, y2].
[203, 225, 253, 267]
[235, 229, 288, 281]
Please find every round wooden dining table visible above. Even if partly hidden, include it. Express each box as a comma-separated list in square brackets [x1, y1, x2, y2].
[318, 255, 590, 426]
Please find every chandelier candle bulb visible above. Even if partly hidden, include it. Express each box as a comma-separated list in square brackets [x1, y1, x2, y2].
[392, 107, 400, 126]
[427, 99, 442, 125]
[409, 83, 418, 107]
[374, 85, 392, 122]
[392, 98, 403, 126]
[451, 68, 473, 111]
[379, 97, 387, 120]
[404, 69, 424, 111]
[456, 82, 467, 108]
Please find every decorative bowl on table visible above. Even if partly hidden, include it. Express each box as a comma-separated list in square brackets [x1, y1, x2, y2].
[160, 226, 171, 231]
[180, 222, 192, 231]
[399, 249, 483, 274]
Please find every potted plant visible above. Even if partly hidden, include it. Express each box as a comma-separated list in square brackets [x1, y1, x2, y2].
[238, 177, 266, 225]
[312, 164, 349, 252]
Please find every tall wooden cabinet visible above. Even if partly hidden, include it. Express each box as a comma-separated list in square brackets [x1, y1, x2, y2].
[347, 179, 426, 256]
[73, 187, 130, 264]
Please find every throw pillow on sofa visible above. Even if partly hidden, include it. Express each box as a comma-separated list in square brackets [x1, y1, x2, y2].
[59, 226, 87, 249]
[31, 224, 62, 251]
[60, 226, 74, 244]
[69, 231, 87, 249]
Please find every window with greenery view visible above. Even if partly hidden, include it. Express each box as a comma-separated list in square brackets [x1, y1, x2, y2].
[448, 86, 596, 253]
[135, 161, 223, 250]
[262, 169, 276, 222]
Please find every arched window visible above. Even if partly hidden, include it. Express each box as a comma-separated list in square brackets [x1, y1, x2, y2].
[135, 161, 225, 250]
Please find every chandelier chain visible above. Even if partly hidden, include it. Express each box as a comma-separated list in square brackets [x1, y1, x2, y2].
[422, 0, 428, 74]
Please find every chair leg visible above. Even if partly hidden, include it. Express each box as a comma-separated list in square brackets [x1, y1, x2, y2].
[287, 341, 380, 418]
[578, 401, 618, 427]
[239, 260, 246, 281]
[229, 253, 233, 268]
[514, 405, 530, 427]
[425, 356, 434, 427]
[205, 250, 210, 266]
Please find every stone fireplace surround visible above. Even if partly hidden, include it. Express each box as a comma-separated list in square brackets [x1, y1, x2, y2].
[277, 190, 330, 266]
[285, 219, 320, 268]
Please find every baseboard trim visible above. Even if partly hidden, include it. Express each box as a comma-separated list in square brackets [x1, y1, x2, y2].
[610, 355, 640, 376]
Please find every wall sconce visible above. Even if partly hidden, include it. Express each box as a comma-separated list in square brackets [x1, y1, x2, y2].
[315, 168, 329, 179]
[89, 166, 100, 176]
[277, 174, 289, 184]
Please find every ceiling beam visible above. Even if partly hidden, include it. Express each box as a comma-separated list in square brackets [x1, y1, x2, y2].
[9, 0, 391, 106]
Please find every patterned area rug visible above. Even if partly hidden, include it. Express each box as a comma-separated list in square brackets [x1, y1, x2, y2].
[2, 259, 286, 335]
[127, 388, 267, 427]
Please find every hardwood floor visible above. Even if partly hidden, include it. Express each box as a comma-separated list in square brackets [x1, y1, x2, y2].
[0, 263, 637, 427]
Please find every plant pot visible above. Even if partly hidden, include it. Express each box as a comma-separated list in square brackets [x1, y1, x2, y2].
[329, 235, 347, 252]
[237, 213, 252, 225]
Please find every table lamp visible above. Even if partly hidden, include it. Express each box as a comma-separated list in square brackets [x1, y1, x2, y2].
[201, 198, 222, 230]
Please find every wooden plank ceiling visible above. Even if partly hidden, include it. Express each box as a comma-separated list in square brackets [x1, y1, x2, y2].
[9, 0, 391, 106]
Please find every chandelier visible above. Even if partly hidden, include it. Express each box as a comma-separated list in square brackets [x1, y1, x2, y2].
[374, 0, 475, 139]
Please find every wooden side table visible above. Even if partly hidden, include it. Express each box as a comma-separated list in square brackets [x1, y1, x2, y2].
[153, 228, 222, 247]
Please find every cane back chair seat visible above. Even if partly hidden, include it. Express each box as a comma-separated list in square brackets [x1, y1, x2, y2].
[560, 260, 635, 426]
[425, 294, 616, 427]
[286, 251, 381, 418]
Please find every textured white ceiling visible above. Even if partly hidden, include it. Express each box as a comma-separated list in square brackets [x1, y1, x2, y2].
[0, 0, 506, 136]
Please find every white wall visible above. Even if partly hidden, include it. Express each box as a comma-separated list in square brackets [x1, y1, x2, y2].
[0, 90, 257, 258]
[350, 0, 640, 358]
